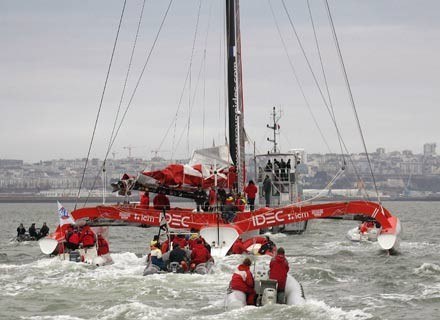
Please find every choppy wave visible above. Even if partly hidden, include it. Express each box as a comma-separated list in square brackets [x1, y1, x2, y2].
[414, 262, 440, 276]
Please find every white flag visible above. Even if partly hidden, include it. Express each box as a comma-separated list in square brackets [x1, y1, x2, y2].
[57, 201, 75, 226]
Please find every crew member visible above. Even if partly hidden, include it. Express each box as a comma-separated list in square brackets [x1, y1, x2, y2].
[172, 234, 187, 249]
[153, 191, 170, 211]
[66, 227, 80, 250]
[140, 191, 150, 208]
[244, 180, 258, 211]
[149, 241, 164, 270]
[229, 257, 256, 305]
[359, 222, 368, 234]
[39, 222, 49, 239]
[194, 185, 206, 212]
[190, 239, 212, 271]
[80, 226, 96, 248]
[263, 175, 272, 207]
[217, 188, 227, 208]
[97, 233, 109, 256]
[222, 196, 237, 223]
[168, 243, 188, 272]
[29, 223, 38, 239]
[269, 247, 289, 303]
[235, 193, 246, 212]
[208, 187, 216, 211]
[16, 223, 26, 238]
[258, 236, 275, 255]
[231, 237, 248, 255]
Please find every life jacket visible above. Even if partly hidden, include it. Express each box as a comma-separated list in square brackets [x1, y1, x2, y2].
[68, 232, 80, 245]
[97, 236, 109, 255]
[190, 243, 211, 265]
[229, 264, 255, 294]
[269, 254, 289, 290]
[81, 230, 96, 247]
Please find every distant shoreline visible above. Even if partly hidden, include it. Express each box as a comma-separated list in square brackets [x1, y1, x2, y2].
[1, 195, 440, 203]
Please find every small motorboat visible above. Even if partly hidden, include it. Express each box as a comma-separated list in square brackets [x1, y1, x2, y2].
[225, 257, 305, 309]
[143, 248, 214, 275]
[346, 221, 380, 242]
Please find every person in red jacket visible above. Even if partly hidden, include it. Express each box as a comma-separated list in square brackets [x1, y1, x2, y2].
[140, 191, 150, 208]
[208, 187, 216, 211]
[229, 257, 256, 305]
[153, 192, 170, 210]
[359, 222, 368, 234]
[97, 233, 109, 255]
[80, 227, 96, 248]
[244, 180, 258, 211]
[269, 247, 289, 303]
[172, 234, 187, 249]
[231, 237, 248, 255]
[66, 227, 80, 250]
[190, 239, 212, 270]
[235, 193, 246, 212]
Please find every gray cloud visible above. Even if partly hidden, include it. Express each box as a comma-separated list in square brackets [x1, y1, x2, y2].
[1, 0, 439, 161]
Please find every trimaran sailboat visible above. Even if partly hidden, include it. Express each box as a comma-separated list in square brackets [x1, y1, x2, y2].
[39, 0, 401, 261]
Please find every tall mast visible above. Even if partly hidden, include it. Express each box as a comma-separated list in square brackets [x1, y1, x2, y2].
[226, 0, 245, 191]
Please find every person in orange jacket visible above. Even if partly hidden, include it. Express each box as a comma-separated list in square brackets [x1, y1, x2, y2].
[229, 257, 256, 305]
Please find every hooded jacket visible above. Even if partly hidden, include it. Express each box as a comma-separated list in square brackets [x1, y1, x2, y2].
[229, 264, 255, 294]
[269, 254, 289, 290]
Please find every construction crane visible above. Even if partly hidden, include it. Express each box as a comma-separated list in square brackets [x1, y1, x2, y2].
[123, 145, 148, 158]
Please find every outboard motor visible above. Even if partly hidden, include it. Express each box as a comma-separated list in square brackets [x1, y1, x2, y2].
[257, 279, 278, 306]
[69, 251, 81, 263]
[169, 262, 182, 273]
[261, 288, 277, 306]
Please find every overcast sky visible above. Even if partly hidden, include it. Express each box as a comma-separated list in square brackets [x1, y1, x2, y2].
[1, 0, 439, 162]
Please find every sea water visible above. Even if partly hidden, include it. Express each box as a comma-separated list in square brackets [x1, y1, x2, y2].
[0, 201, 439, 320]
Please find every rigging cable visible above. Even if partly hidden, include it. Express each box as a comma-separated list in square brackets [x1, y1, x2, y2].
[186, 0, 203, 157]
[83, 0, 147, 205]
[273, 0, 369, 200]
[279, 0, 370, 199]
[74, 0, 127, 211]
[83, 0, 174, 206]
[268, 0, 332, 154]
[323, 0, 380, 201]
[107, 0, 147, 160]
[306, 0, 345, 163]
[280, 0, 349, 158]
[203, 0, 214, 148]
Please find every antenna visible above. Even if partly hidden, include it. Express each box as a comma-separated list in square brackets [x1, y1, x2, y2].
[266, 106, 282, 153]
